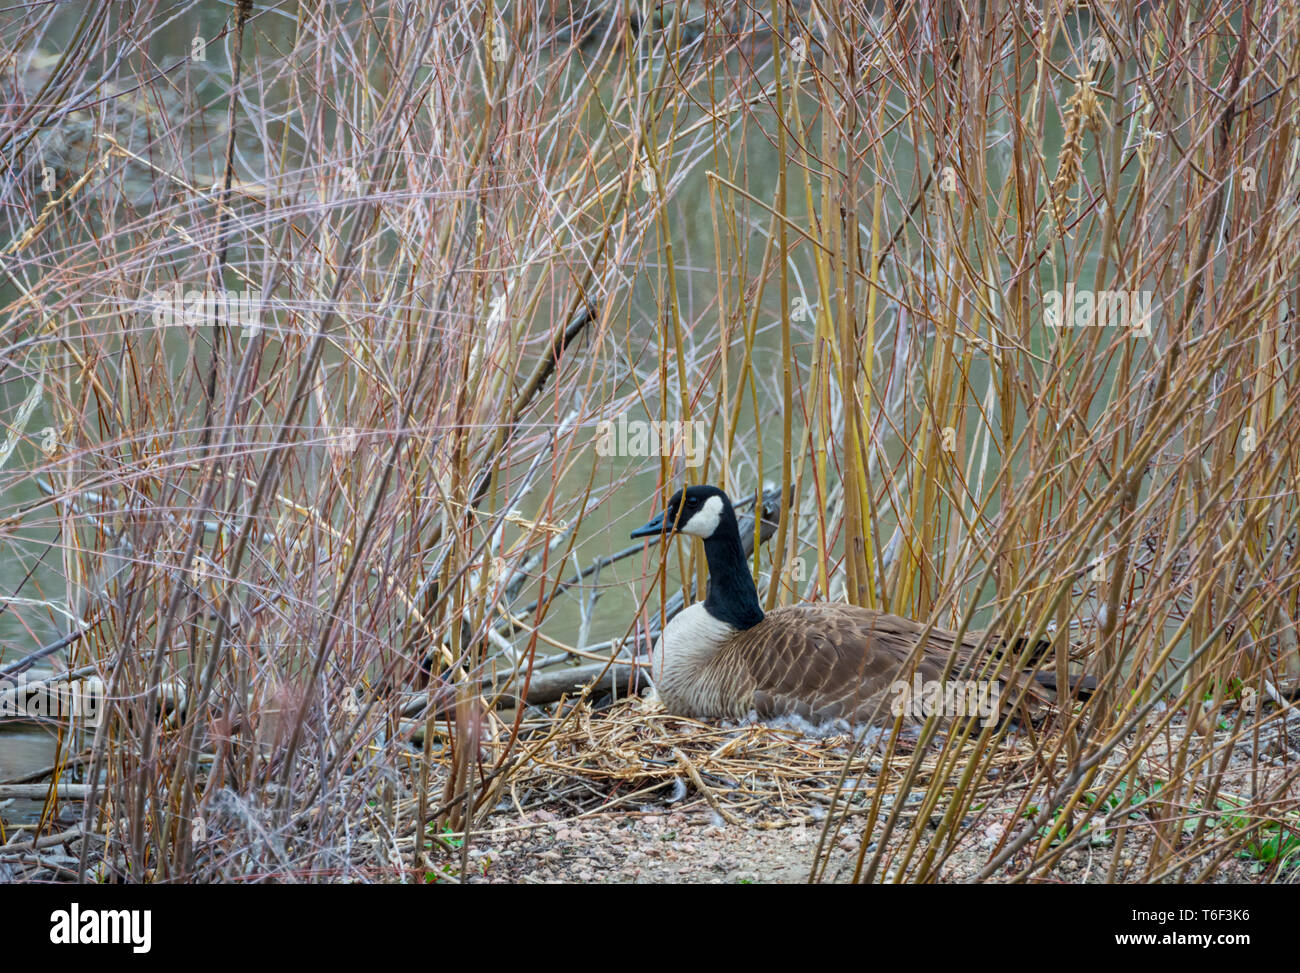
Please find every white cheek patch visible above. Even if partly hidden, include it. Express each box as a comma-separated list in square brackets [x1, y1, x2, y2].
[680, 494, 724, 538]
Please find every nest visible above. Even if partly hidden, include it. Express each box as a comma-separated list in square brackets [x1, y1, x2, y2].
[466, 696, 1044, 829]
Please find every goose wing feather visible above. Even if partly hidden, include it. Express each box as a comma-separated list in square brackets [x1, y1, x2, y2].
[718, 604, 950, 723]
[718, 604, 1057, 724]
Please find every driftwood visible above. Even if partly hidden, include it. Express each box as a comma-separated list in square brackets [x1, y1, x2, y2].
[499, 660, 644, 708]
[494, 483, 792, 708]
[0, 826, 96, 853]
[0, 784, 92, 800]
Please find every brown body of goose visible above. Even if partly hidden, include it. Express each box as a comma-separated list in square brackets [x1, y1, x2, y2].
[631, 485, 1078, 726]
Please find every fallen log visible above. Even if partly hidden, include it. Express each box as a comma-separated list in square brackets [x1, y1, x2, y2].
[0, 784, 92, 800]
[502, 659, 646, 707]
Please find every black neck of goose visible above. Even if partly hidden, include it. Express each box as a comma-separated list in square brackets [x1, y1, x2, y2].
[701, 505, 765, 630]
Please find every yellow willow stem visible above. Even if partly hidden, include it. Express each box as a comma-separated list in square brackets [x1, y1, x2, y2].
[856, 179, 886, 610]
[765, 0, 793, 610]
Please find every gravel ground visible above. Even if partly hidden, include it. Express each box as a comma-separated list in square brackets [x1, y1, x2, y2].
[449, 808, 862, 883]
[438, 803, 1282, 884]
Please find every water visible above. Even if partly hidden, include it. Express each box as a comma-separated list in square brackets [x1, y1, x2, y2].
[0, 724, 62, 824]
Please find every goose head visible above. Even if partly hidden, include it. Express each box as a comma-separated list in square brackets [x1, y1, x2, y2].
[630, 484, 732, 540]
[631, 483, 766, 631]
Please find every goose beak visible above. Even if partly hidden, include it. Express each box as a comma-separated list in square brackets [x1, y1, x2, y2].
[630, 511, 668, 539]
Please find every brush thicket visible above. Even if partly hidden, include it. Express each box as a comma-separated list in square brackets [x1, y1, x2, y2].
[1, 1, 1297, 883]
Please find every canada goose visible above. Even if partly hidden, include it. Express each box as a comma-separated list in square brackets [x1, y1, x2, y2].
[631, 484, 1083, 726]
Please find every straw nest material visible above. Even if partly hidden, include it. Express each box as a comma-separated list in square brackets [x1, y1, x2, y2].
[444, 695, 1051, 828]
